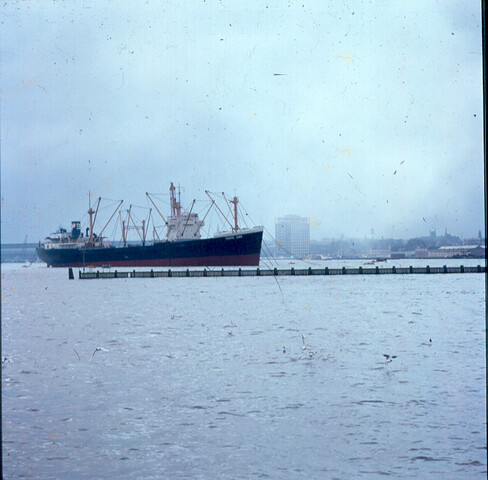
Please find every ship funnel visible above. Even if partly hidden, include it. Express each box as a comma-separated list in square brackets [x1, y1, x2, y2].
[71, 221, 81, 238]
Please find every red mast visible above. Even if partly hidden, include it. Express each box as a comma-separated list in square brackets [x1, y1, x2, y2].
[169, 182, 181, 216]
[230, 196, 239, 232]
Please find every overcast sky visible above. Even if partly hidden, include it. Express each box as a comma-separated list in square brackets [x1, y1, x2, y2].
[1, 1, 484, 243]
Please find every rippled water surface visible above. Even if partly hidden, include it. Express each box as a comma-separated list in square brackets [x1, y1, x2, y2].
[2, 260, 486, 479]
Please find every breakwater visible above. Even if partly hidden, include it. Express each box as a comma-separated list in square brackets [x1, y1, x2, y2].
[74, 264, 485, 279]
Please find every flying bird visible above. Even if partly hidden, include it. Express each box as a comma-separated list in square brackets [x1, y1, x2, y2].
[90, 347, 109, 360]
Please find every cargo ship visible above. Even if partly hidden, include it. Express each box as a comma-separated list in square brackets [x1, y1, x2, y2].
[36, 184, 263, 268]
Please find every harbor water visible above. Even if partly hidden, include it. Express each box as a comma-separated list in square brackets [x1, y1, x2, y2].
[2, 259, 486, 479]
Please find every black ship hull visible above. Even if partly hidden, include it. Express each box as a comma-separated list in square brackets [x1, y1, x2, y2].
[36, 229, 263, 268]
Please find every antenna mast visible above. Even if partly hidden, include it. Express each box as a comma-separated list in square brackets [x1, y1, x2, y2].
[170, 183, 175, 216]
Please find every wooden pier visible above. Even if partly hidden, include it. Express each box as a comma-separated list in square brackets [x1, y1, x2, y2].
[73, 264, 485, 279]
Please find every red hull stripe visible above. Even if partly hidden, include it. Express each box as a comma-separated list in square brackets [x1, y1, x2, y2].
[51, 253, 261, 268]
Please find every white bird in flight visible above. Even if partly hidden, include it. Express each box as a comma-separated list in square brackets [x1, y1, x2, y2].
[90, 347, 109, 361]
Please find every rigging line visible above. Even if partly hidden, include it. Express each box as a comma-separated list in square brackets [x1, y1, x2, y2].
[205, 191, 234, 231]
[200, 199, 216, 226]
[129, 214, 143, 242]
[196, 205, 208, 216]
[99, 196, 124, 202]
[262, 241, 278, 267]
[264, 244, 279, 267]
[259, 255, 273, 270]
[130, 211, 142, 222]
[146, 193, 168, 226]
[149, 211, 161, 241]
[128, 204, 151, 211]
[181, 200, 195, 237]
[262, 226, 288, 264]
[201, 207, 216, 238]
[272, 274, 286, 304]
[237, 205, 251, 229]
[238, 201, 279, 265]
[221, 192, 235, 221]
[236, 200, 260, 228]
[98, 200, 123, 238]
[108, 215, 119, 243]
[96, 203, 120, 213]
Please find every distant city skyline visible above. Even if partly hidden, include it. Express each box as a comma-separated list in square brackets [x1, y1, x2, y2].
[0, 211, 485, 246]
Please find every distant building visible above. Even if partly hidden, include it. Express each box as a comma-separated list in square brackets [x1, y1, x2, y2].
[275, 215, 310, 258]
[430, 245, 485, 258]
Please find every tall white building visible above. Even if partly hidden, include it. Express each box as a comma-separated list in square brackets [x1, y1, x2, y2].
[275, 215, 310, 258]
